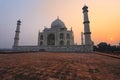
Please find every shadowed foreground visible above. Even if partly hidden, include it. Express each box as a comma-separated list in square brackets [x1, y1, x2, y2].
[0, 52, 120, 80]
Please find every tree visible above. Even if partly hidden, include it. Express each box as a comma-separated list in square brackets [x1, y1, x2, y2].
[97, 42, 110, 52]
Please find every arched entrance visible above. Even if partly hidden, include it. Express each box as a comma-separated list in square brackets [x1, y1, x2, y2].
[67, 40, 70, 45]
[40, 41, 43, 46]
[47, 33, 55, 46]
[59, 40, 64, 46]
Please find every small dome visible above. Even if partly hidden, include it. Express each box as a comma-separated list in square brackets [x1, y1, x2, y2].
[82, 5, 88, 10]
[17, 20, 21, 23]
[51, 17, 66, 28]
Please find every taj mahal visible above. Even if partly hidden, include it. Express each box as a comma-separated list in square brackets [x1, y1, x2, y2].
[13, 5, 93, 52]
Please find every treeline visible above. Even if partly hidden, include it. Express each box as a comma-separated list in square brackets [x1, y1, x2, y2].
[94, 42, 120, 53]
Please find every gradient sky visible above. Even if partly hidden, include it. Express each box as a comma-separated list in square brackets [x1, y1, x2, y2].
[0, 0, 120, 48]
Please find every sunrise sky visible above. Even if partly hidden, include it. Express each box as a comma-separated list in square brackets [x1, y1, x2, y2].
[0, 0, 120, 48]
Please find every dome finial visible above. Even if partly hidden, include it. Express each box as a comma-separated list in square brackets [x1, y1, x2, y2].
[84, 4, 87, 6]
[51, 18, 66, 28]
[71, 27, 72, 31]
[84, 4, 88, 8]
[57, 16, 59, 19]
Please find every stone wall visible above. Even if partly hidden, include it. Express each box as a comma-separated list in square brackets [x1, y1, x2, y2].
[13, 45, 93, 52]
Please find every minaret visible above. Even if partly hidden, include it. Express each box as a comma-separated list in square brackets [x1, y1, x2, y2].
[81, 32, 84, 45]
[38, 30, 40, 46]
[82, 5, 92, 45]
[13, 20, 21, 47]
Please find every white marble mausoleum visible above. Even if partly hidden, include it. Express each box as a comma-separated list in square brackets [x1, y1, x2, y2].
[13, 5, 93, 52]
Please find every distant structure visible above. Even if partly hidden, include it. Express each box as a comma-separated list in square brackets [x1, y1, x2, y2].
[13, 5, 93, 52]
[82, 5, 92, 45]
[13, 20, 21, 47]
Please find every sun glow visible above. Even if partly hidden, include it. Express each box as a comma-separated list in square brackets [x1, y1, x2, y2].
[110, 37, 113, 41]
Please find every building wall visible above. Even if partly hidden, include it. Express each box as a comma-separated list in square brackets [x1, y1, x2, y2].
[13, 45, 93, 52]
[38, 28, 74, 46]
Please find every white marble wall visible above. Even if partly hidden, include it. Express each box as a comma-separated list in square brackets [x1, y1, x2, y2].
[38, 28, 74, 46]
[13, 45, 93, 52]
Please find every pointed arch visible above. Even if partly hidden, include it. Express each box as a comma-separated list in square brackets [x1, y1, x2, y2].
[59, 40, 64, 46]
[47, 33, 55, 46]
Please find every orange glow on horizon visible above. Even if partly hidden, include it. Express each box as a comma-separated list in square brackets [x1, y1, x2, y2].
[32, 0, 120, 46]
[20, 0, 120, 46]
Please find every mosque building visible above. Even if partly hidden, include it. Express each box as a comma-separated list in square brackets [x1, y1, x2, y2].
[13, 5, 93, 52]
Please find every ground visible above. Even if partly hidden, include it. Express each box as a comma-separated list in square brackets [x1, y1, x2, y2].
[0, 52, 120, 80]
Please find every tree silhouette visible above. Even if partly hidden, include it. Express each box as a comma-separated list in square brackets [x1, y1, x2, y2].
[95, 42, 120, 53]
[97, 42, 109, 52]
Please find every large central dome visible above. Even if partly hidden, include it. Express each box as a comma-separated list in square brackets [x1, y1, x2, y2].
[51, 17, 66, 28]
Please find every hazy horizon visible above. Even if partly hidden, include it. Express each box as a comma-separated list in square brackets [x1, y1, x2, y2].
[0, 0, 120, 48]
